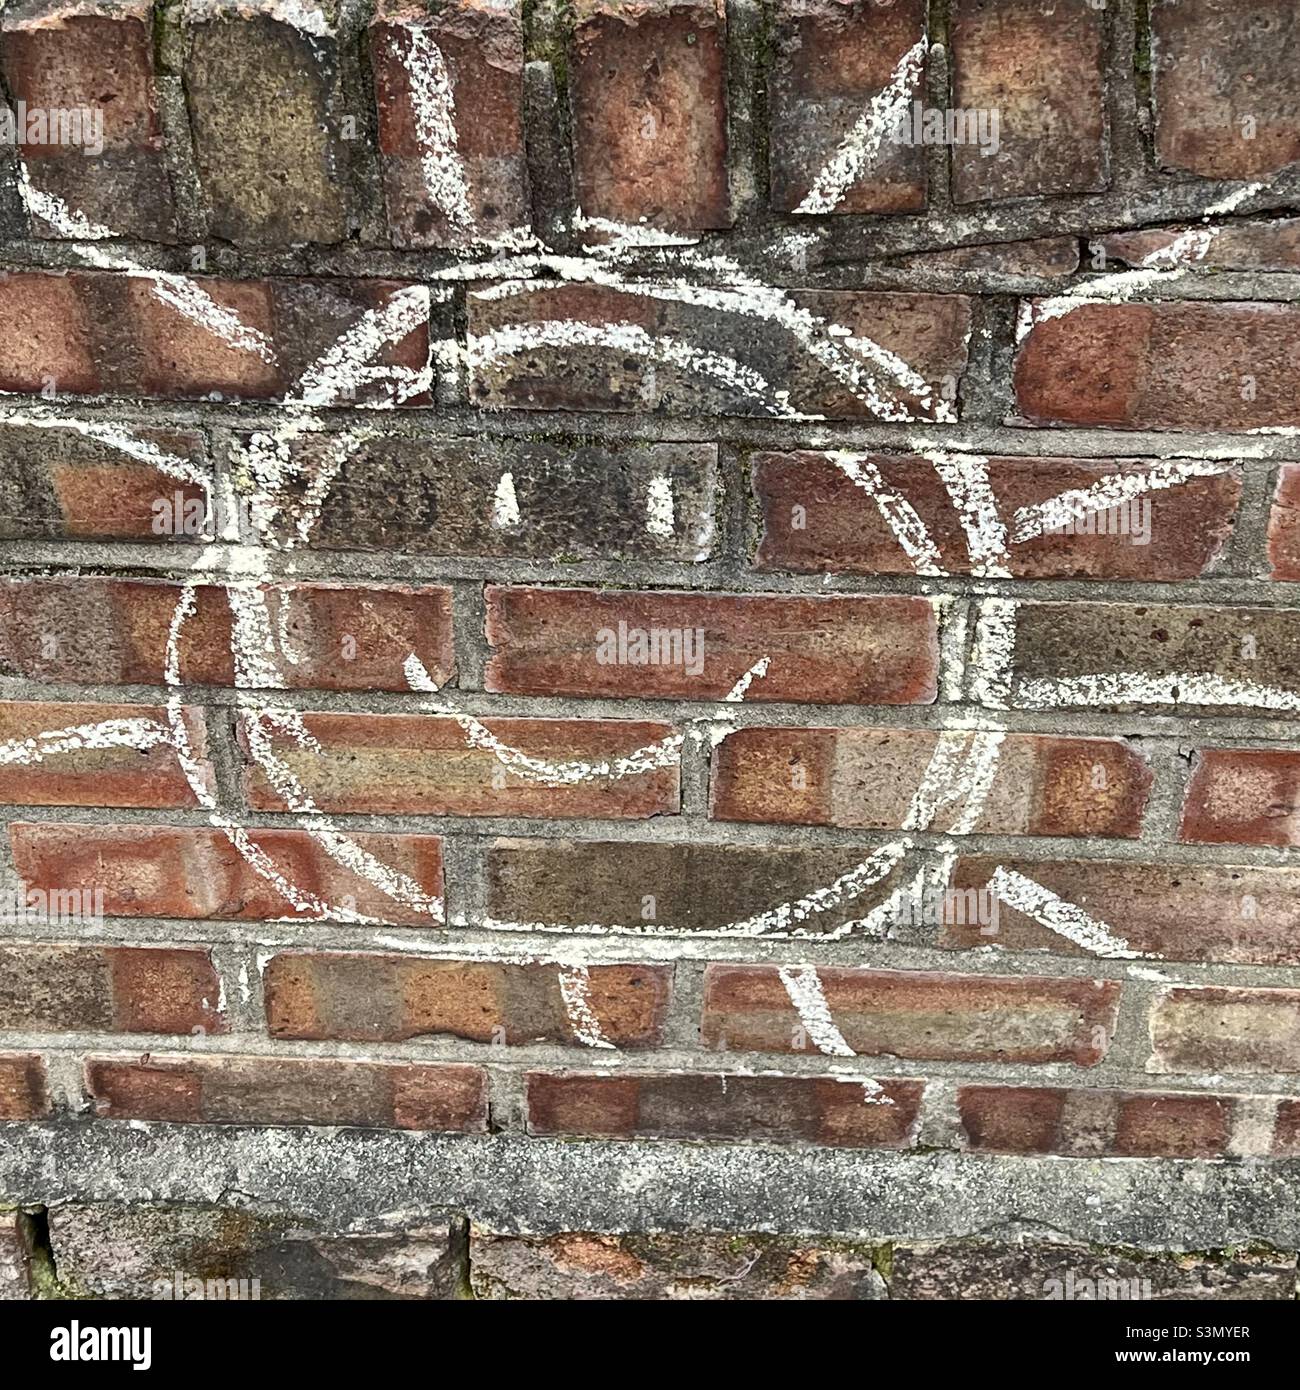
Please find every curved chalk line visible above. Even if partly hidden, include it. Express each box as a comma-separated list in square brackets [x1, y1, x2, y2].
[5, 193, 1221, 1053]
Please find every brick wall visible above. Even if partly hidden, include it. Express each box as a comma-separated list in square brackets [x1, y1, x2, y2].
[0, 0, 1299, 1301]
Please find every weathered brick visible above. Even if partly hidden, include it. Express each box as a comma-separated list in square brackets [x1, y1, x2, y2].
[231, 433, 718, 561]
[1097, 220, 1300, 274]
[467, 281, 970, 420]
[163, 276, 431, 405]
[184, 0, 348, 244]
[946, 858, 1300, 966]
[10, 823, 445, 927]
[0, 1053, 50, 1120]
[752, 452, 1240, 579]
[570, 0, 729, 232]
[712, 728, 1149, 836]
[526, 1070, 923, 1146]
[122, 273, 277, 400]
[263, 952, 670, 1047]
[768, 0, 927, 215]
[238, 711, 680, 819]
[0, 1210, 34, 1300]
[0, 425, 209, 541]
[700, 965, 1120, 1063]
[0, 700, 213, 808]
[1112, 1091, 1235, 1158]
[957, 1084, 1239, 1157]
[1153, 0, 1300, 179]
[891, 1239, 1296, 1300]
[951, 0, 1108, 203]
[1274, 1099, 1300, 1156]
[889, 237, 1080, 279]
[85, 1053, 487, 1130]
[484, 587, 938, 704]
[48, 1203, 460, 1299]
[986, 601, 1300, 715]
[470, 1232, 884, 1299]
[0, 944, 224, 1035]
[0, 576, 454, 691]
[1150, 986, 1300, 1073]
[0, 0, 177, 240]
[0, 270, 430, 406]
[0, 271, 98, 394]
[959, 1082, 1066, 1154]
[487, 839, 908, 935]
[1181, 749, 1300, 846]
[370, 0, 528, 248]
[1266, 462, 1300, 580]
[1014, 301, 1300, 431]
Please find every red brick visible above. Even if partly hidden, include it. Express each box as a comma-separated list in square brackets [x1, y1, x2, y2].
[184, 0, 348, 244]
[0, 426, 209, 542]
[281, 277, 437, 404]
[1014, 301, 1300, 431]
[10, 823, 444, 927]
[484, 587, 938, 704]
[958, 1085, 1237, 1158]
[0, 701, 213, 808]
[951, 0, 1108, 202]
[0, 944, 224, 1035]
[124, 275, 279, 401]
[958, 1083, 1066, 1154]
[570, 0, 729, 233]
[0, 270, 430, 406]
[1181, 749, 1300, 847]
[990, 601, 1300, 715]
[370, 0, 528, 248]
[712, 728, 1149, 836]
[1266, 463, 1300, 580]
[0, 271, 99, 394]
[1153, 0, 1300, 179]
[263, 952, 671, 1047]
[1097, 221, 1300, 274]
[0, 576, 454, 691]
[85, 1053, 488, 1131]
[700, 965, 1120, 1063]
[0, 0, 176, 240]
[1113, 1092, 1235, 1158]
[1150, 987, 1300, 1074]
[945, 858, 1300, 966]
[526, 1070, 924, 1146]
[467, 280, 970, 420]
[0, 1053, 50, 1120]
[752, 452, 1240, 580]
[238, 711, 679, 819]
[768, 0, 927, 215]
